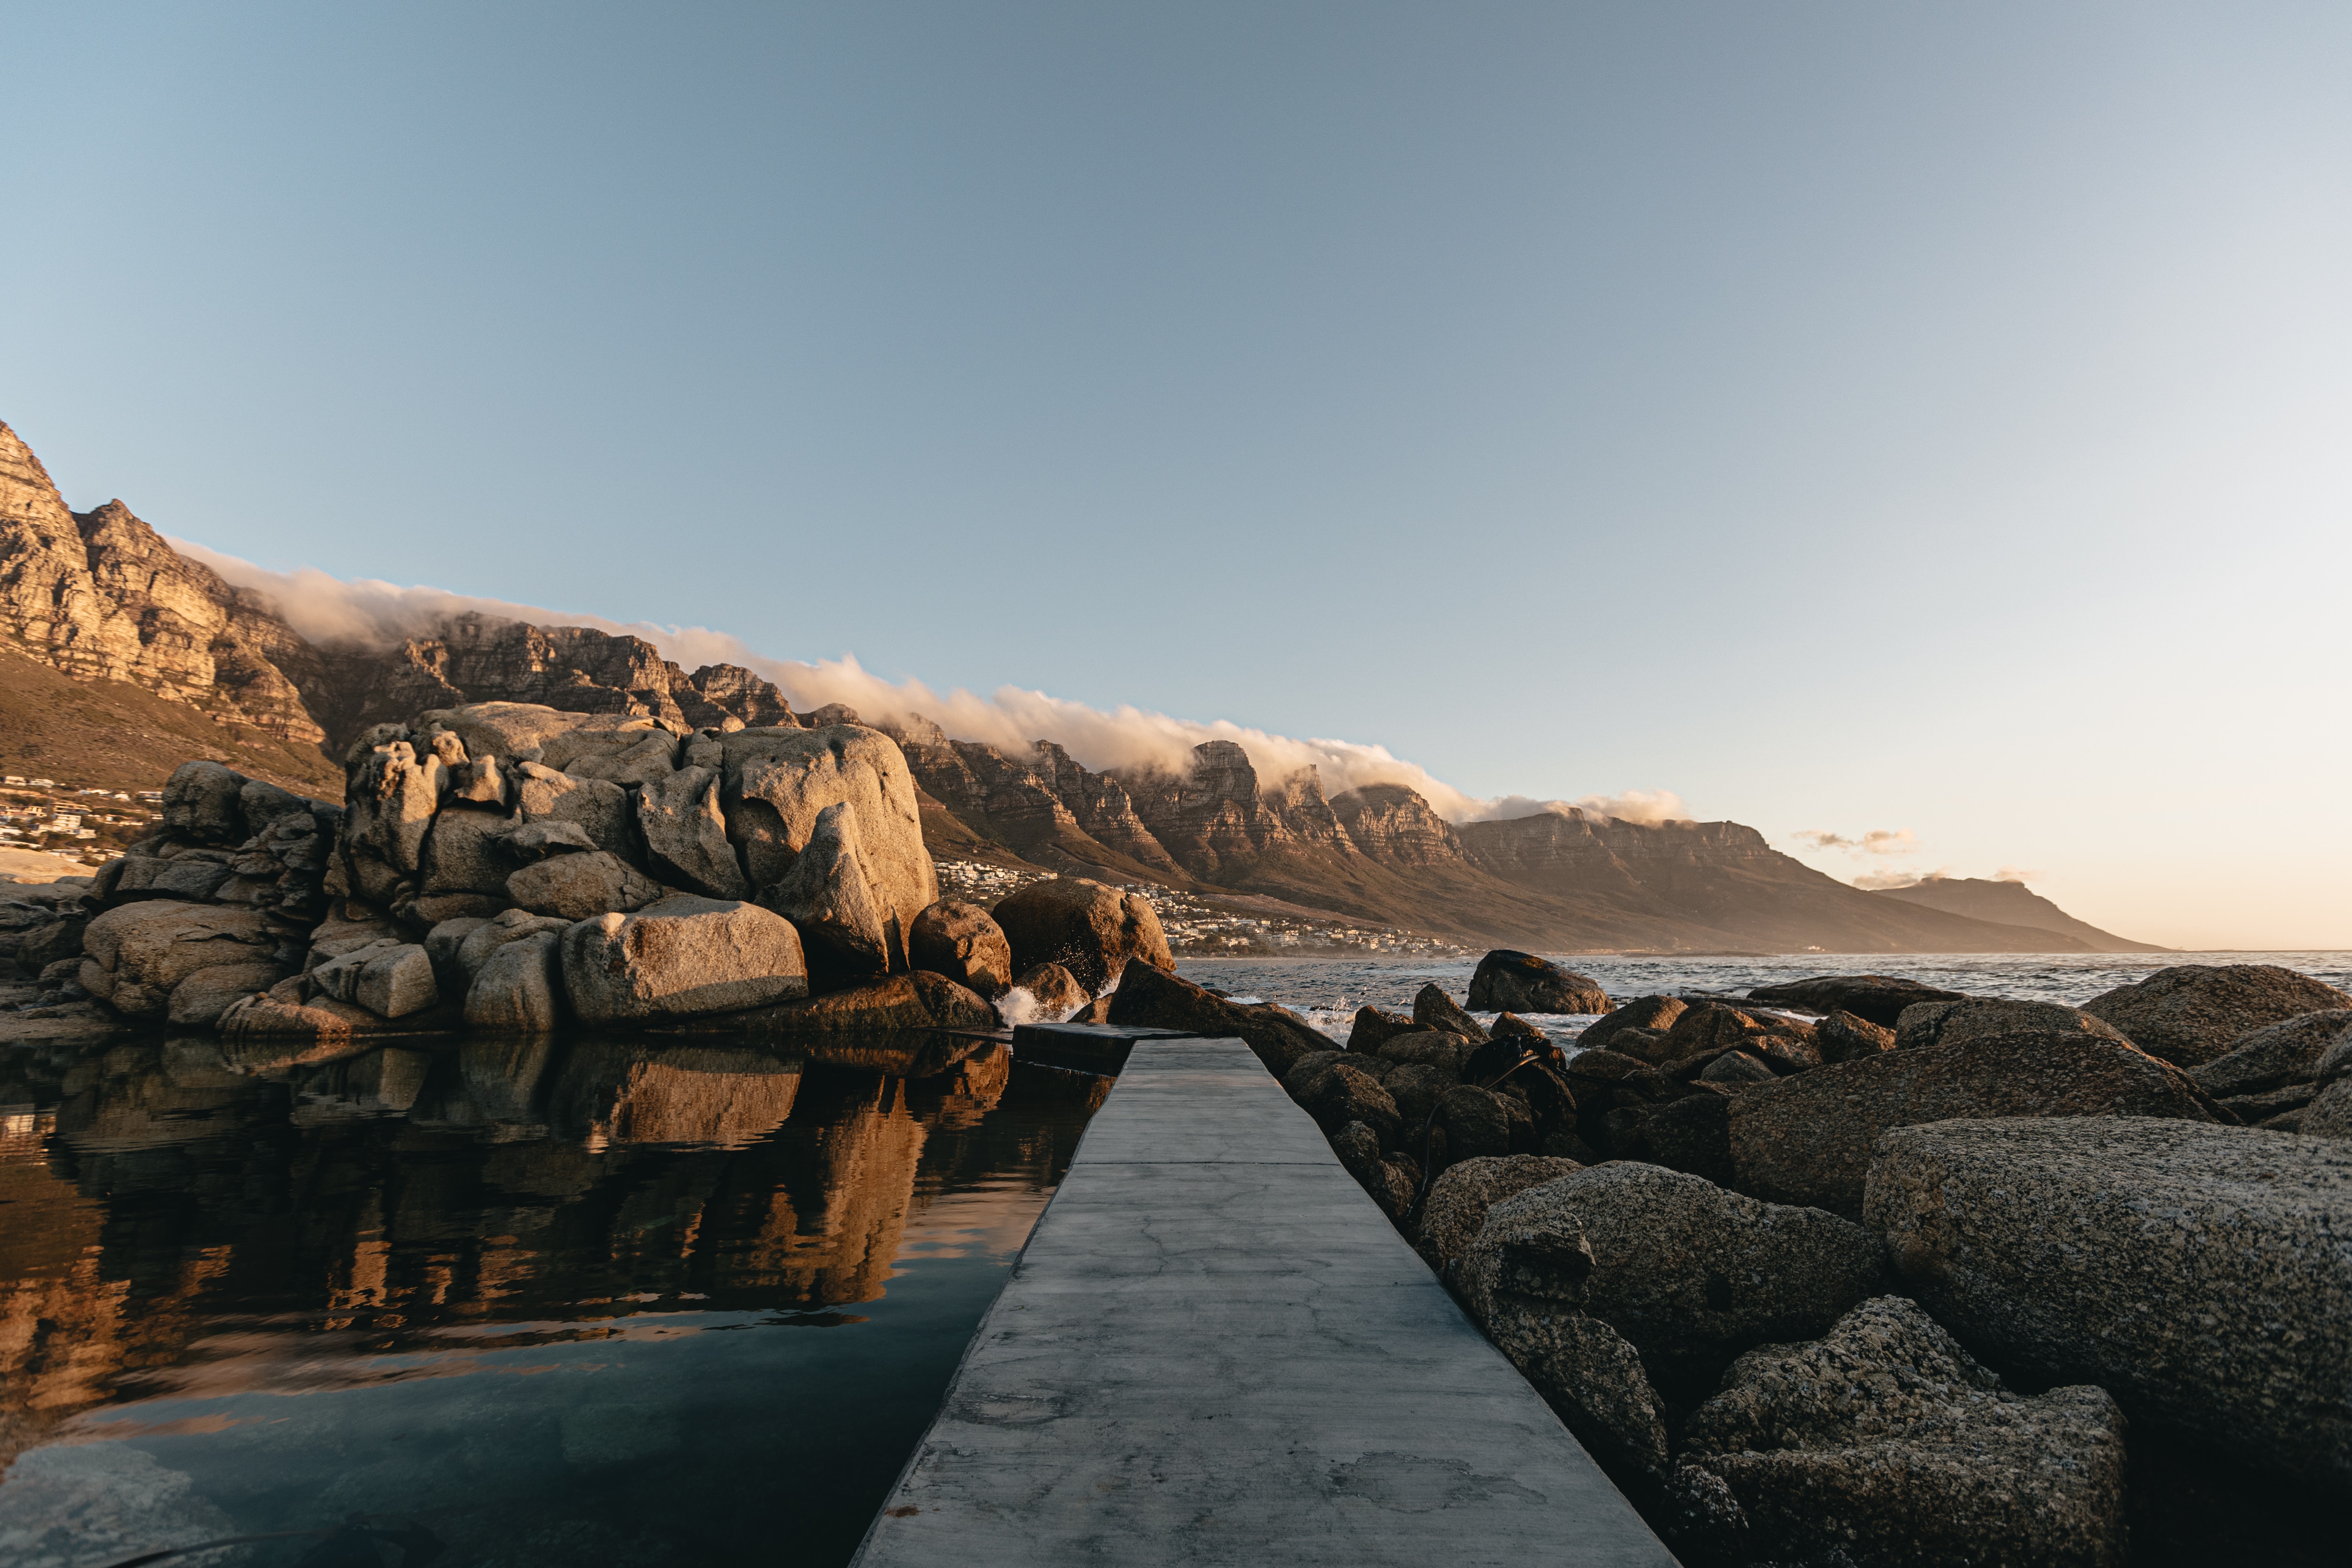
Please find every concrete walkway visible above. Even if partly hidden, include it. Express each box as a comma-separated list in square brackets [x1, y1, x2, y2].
[852, 1035, 1678, 1566]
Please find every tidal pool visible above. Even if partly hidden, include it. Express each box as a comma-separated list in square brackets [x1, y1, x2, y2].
[0, 1030, 1105, 1567]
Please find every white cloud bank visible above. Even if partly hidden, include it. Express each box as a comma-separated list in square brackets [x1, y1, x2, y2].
[176, 542, 1693, 827]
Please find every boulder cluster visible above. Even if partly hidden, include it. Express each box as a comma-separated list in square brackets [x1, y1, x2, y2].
[1111, 953, 2352, 1566]
[6, 702, 1177, 1042]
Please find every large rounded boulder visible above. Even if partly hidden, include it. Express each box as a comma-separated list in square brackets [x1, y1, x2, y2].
[910, 900, 1014, 997]
[719, 725, 936, 970]
[561, 895, 808, 1025]
[1467, 950, 1609, 1014]
[2081, 963, 2352, 1067]
[992, 877, 1172, 995]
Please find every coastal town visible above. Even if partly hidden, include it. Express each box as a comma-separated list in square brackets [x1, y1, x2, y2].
[0, 774, 158, 869]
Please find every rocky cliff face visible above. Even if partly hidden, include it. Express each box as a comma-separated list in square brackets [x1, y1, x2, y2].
[3, 421, 801, 774]
[2, 425, 326, 741]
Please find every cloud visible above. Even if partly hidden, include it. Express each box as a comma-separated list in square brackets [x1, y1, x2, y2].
[1991, 864, 2040, 884]
[1794, 827, 1920, 857]
[175, 542, 1691, 827]
[1853, 865, 1953, 891]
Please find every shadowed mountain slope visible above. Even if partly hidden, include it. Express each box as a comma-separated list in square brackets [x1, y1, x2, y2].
[1873, 876, 2166, 953]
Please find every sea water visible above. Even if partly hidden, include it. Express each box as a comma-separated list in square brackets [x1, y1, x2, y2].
[1179, 949, 2352, 1047]
[0, 1034, 1105, 1568]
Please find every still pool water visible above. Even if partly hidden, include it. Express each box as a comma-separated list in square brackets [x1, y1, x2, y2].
[0, 1033, 1107, 1568]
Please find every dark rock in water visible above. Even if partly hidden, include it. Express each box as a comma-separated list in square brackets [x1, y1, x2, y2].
[1894, 996, 2133, 1052]
[910, 899, 1014, 998]
[1746, 973, 1969, 1029]
[2081, 963, 2352, 1068]
[1870, 1116, 2352, 1490]
[1490, 1011, 1549, 1043]
[1467, 950, 1609, 1014]
[1681, 1296, 2129, 1568]
[1345, 1003, 1414, 1054]
[2192, 1009, 2352, 1098]
[992, 876, 1173, 994]
[1286, 1053, 1403, 1148]
[1106, 960, 1334, 1075]
[1731, 1028, 2222, 1219]
[1814, 1008, 1894, 1063]
[1642, 1001, 1783, 1067]
[1414, 1153, 1582, 1272]
[1010, 961, 1089, 1018]
[1464, 1162, 1884, 1399]
[1411, 981, 1488, 1042]
[1063, 995, 1113, 1025]
[1578, 995, 1687, 1055]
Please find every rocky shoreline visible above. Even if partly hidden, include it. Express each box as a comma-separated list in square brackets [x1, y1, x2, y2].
[4, 706, 2348, 1564]
[1099, 951, 2352, 1566]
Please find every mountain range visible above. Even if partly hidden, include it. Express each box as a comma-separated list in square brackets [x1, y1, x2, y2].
[0, 419, 2161, 953]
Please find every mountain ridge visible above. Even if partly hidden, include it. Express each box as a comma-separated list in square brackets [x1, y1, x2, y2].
[0, 418, 2157, 953]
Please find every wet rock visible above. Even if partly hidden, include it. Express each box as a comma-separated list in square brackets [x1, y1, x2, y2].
[164, 960, 282, 1027]
[2081, 963, 2352, 1068]
[1345, 1003, 1415, 1053]
[2190, 1008, 2352, 1098]
[1467, 950, 1609, 1014]
[1008, 961, 1088, 1018]
[1894, 996, 2134, 1052]
[1746, 973, 1970, 1029]
[909, 899, 1014, 997]
[992, 876, 1173, 994]
[1469, 1163, 1885, 1393]
[1578, 996, 1688, 1055]
[1868, 1115, 2352, 1488]
[1681, 1295, 2128, 1568]
[507, 849, 662, 921]
[1411, 982, 1488, 1042]
[562, 895, 808, 1025]
[1730, 1028, 2222, 1219]
[1106, 960, 1335, 1076]
[1814, 1007, 1895, 1063]
[464, 930, 562, 1031]
[1415, 1154, 1582, 1271]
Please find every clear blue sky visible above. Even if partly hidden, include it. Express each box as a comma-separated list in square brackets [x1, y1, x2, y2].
[6, 3, 2348, 948]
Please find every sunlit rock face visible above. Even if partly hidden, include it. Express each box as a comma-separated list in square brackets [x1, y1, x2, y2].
[0, 1031, 1048, 1470]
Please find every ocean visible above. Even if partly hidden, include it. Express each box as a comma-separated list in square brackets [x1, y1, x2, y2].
[1175, 950, 2352, 1048]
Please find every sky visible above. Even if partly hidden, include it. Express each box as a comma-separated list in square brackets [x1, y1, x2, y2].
[4, 3, 2348, 950]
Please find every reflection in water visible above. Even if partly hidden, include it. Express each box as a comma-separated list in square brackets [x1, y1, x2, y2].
[0, 1030, 1107, 1567]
